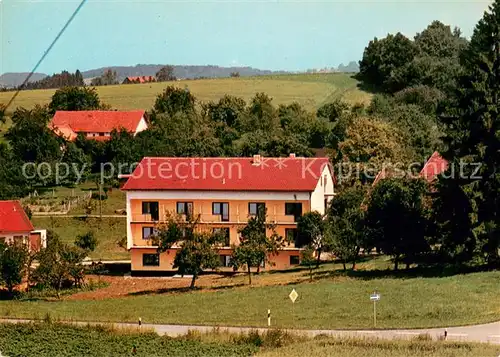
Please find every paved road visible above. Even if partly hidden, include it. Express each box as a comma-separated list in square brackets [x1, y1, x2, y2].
[2, 318, 500, 344]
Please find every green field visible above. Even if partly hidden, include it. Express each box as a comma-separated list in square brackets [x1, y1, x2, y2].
[1, 269, 500, 329]
[31, 217, 127, 260]
[0, 322, 258, 357]
[1, 322, 499, 357]
[0, 73, 371, 115]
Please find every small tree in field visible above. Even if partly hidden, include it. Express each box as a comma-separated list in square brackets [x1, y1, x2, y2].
[300, 246, 316, 282]
[0, 241, 28, 295]
[75, 231, 98, 252]
[296, 212, 327, 268]
[230, 209, 284, 284]
[154, 213, 223, 289]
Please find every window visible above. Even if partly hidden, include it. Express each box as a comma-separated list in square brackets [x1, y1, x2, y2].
[142, 227, 156, 240]
[99, 133, 104, 137]
[285, 203, 303, 221]
[249, 202, 266, 216]
[219, 255, 232, 267]
[212, 202, 229, 221]
[286, 228, 301, 247]
[290, 255, 300, 265]
[213, 227, 230, 246]
[142, 201, 159, 221]
[176, 202, 193, 218]
[143, 253, 160, 266]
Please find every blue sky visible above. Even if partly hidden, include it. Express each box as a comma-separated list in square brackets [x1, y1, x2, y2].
[0, 0, 493, 75]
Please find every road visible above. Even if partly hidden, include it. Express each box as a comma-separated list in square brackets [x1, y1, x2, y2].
[2, 318, 500, 344]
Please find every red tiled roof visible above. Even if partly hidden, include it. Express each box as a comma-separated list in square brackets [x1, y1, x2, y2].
[0, 201, 34, 234]
[122, 156, 331, 191]
[124, 76, 155, 83]
[50, 110, 145, 135]
[420, 151, 448, 183]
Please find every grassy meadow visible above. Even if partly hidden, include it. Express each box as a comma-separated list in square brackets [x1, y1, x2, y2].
[1, 322, 499, 357]
[1, 267, 500, 330]
[0, 73, 371, 116]
[31, 217, 127, 260]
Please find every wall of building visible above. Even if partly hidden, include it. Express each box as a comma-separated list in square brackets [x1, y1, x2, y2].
[310, 164, 335, 214]
[130, 247, 301, 273]
[134, 117, 148, 135]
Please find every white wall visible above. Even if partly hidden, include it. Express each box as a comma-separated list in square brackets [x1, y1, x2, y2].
[0, 233, 29, 245]
[310, 165, 335, 214]
[134, 117, 148, 135]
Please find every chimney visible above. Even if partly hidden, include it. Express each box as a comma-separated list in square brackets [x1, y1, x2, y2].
[289, 153, 296, 158]
[252, 154, 262, 165]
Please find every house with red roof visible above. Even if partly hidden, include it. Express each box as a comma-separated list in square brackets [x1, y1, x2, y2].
[122, 76, 156, 84]
[0, 201, 46, 252]
[49, 110, 148, 141]
[121, 154, 335, 273]
[420, 151, 448, 183]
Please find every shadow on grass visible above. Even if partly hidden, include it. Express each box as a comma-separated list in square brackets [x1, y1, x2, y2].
[312, 264, 496, 281]
[127, 283, 247, 297]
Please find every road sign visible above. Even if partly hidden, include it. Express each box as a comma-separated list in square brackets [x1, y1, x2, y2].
[289, 289, 298, 303]
[370, 293, 381, 301]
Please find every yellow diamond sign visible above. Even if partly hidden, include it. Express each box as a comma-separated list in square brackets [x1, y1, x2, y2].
[289, 289, 298, 303]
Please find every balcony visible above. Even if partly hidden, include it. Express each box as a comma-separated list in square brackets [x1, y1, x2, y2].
[131, 213, 297, 224]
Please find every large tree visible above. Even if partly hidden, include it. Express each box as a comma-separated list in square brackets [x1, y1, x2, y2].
[152, 86, 196, 118]
[0, 241, 28, 295]
[296, 212, 327, 268]
[436, 1, 500, 265]
[156, 65, 176, 82]
[230, 209, 284, 284]
[154, 214, 223, 289]
[365, 178, 430, 270]
[48, 86, 103, 114]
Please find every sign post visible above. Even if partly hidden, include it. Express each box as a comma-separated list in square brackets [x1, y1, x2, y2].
[370, 291, 381, 328]
[267, 309, 271, 327]
[289, 289, 299, 325]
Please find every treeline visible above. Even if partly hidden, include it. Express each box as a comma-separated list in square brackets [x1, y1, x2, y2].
[21, 70, 84, 90]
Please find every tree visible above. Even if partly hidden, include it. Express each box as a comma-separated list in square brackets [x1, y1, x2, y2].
[91, 69, 118, 86]
[152, 86, 196, 118]
[327, 185, 367, 270]
[357, 33, 417, 92]
[34, 232, 86, 298]
[0, 241, 28, 295]
[296, 212, 326, 268]
[365, 178, 430, 270]
[435, 1, 500, 265]
[0, 143, 29, 199]
[0, 104, 5, 124]
[336, 116, 412, 186]
[156, 65, 177, 82]
[317, 99, 350, 123]
[230, 209, 284, 284]
[48, 86, 102, 114]
[75, 231, 98, 252]
[154, 214, 223, 289]
[230, 72, 240, 78]
[300, 246, 316, 282]
[6, 105, 62, 164]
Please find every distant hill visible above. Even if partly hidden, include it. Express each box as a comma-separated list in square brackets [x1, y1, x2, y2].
[0, 72, 47, 88]
[82, 64, 287, 82]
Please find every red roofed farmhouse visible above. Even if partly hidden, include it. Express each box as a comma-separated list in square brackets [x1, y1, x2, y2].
[0, 201, 46, 251]
[122, 76, 156, 84]
[420, 151, 448, 182]
[122, 155, 335, 274]
[49, 110, 148, 141]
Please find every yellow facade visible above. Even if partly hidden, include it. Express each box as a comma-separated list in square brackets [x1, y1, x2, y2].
[129, 198, 308, 273]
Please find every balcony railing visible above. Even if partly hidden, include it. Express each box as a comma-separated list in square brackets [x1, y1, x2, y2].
[131, 213, 297, 224]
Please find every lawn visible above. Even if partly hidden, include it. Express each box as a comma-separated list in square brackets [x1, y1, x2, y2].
[1, 267, 500, 330]
[31, 216, 127, 260]
[0, 73, 371, 117]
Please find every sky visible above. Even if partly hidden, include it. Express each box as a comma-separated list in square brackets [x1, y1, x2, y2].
[0, 0, 493, 75]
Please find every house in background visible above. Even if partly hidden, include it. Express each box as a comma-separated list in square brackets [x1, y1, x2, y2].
[49, 110, 148, 141]
[0, 201, 47, 252]
[122, 154, 335, 274]
[122, 76, 156, 84]
[420, 151, 448, 183]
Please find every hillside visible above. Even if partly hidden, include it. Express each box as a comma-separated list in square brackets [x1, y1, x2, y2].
[0, 73, 371, 117]
[0, 72, 47, 88]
